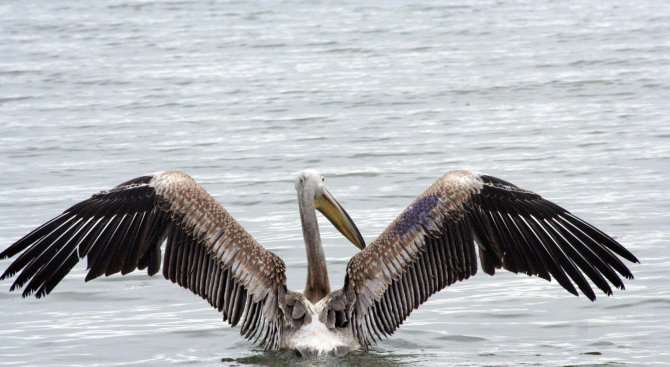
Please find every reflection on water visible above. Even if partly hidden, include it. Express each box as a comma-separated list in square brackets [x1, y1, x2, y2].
[224, 349, 423, 367]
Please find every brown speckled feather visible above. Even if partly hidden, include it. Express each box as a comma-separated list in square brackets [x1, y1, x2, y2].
[336, 170, 638, 346]
[0, 171, 287, 350]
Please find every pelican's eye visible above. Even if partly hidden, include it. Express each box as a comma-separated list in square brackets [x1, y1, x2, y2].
[321, 176, 324, 182]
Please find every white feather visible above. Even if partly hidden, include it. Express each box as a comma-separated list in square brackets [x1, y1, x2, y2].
[281, 298, 360, 356]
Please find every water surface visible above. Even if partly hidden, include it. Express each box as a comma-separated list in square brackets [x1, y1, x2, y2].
[1, 1, 669, 366]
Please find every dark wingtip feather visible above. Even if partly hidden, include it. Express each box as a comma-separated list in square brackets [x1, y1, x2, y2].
[585, 289, 596, 302]
[21, 288, 35, 298]
[1, 269, 16, 281]
[563, 282, 579, 297]
[563, 212, 638, 264]
[628, 256, 640, 265]
[84, 272, 100, 282]
[1, 214, 68, 258]
[619, 251, 639, 265]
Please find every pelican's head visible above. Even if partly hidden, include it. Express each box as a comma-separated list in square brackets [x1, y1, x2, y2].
[295, 169, 366, 250]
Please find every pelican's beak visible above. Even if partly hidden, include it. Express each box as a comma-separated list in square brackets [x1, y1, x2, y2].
[314, 189, 366, 250]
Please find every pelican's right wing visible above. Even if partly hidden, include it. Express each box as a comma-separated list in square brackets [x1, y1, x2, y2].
[0, 171, 287, 349]
[328, 170, 637, 347]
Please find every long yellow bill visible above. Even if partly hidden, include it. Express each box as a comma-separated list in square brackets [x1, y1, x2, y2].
[314, 189, 366, 250]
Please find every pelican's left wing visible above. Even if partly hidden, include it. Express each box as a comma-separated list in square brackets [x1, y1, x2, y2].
[328, 170, 638, 347]
[0, 171, 288, 349]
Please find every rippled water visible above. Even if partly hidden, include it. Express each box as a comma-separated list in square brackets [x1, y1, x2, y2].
[1, 1, 669, 366]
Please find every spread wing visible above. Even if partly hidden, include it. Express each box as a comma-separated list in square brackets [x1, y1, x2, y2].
[0, 171, 287, 350]
[328, 170, 638, 346]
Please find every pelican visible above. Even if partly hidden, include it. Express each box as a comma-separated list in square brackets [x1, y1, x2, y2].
[0, 169, 638, 356]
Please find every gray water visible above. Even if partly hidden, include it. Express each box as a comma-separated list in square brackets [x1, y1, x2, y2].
[1, 1, 669, 366]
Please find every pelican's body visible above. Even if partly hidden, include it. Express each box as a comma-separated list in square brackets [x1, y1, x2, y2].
[0, 169, 638, 357]
[280, 296, 359, 356]
[283, 169, 364, 355]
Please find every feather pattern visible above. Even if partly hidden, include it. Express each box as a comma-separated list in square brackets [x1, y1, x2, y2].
[1, 169, 639, 355]
[0, 171, 287, 350]
[338, 170, 638, 346]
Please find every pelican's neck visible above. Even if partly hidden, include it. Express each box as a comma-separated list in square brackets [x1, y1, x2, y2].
[298, 186, 330, 304]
